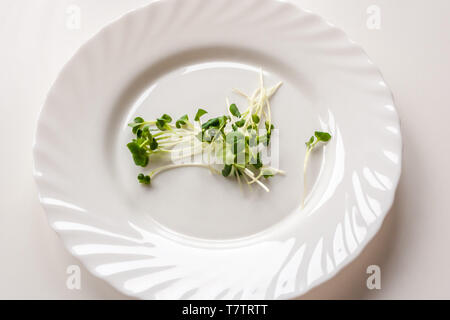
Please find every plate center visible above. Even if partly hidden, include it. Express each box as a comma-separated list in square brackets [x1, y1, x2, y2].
[114, 60, 320, 240]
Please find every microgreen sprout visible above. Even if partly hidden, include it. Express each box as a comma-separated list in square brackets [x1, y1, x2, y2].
[137, 173, 151, 185]
[126, 70, 285, 192]
[302, 131, 332, 208]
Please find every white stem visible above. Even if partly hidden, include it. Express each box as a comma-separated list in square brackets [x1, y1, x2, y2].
[243, 168, 269, 192]
[302, 148, 312, 209]
[269, 167, 286, 175]
[232, 88, 250, 101]
[226, 98, 234, 119]
[244, 168, 255, 177]
[254, 177, 270, 193]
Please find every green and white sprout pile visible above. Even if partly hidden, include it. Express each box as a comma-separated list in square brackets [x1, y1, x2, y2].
[127, 70, 332, 199]
[127, 71, 284, 192]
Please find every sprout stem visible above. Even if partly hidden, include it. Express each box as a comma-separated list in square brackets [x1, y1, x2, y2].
[302, 148, 312, 209]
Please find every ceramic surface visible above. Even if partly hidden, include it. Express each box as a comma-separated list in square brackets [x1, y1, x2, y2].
[33, 0, 401, 299]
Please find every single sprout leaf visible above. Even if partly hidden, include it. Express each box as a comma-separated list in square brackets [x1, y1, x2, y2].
[156, 118, 168, 131]
[252, 114, 260, 124]
[306, 136, 314, 147]
[138, 173, 151, 185]
[202, 117, 221, 130]
[194, 108, 208, 121]
[265, 121, 274, 133]
[315, 131, 331, 142]
[235, 119, 246, 128]
[127, 142, 149, 167]
[229, 104, 241, 118]
[149, 139, 158, 150]
[176, 114, 189, 128]
[161, 114, 172, 123]
[218, 115, 229, 128]
[222, 164, 232, 177]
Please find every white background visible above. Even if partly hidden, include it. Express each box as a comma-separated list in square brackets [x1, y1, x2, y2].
[1, 0, 449, 299]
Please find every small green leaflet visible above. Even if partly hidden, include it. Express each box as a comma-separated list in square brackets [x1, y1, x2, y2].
[161, 114, 172, 123]
[222, 164, 232, 177]
[176, 114, 189, 128]
[138, 173, 151, 185]
[315, 131, 331, 142]
[229, 104, 241, 118]
[194, 108, 208, 121]
[127, 142, 149, 167]
[306, 136, 314, 148]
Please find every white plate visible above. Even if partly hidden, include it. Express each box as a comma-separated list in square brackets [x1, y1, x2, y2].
[33, 0, 401, 299]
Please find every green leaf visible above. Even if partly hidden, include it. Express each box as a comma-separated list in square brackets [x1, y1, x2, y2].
[194, 108, 208, 121]
[315, 131, 331, 142]
[306, 136, 314, 147]
[222, 164, 232, 177]
[235, 119, 246, 128]
[229, 104, 241, 118]
[149, 138, 158, 150]
[175, 114, 189, 128]
[161, 114, 172, 123]
[134, 117, 144, 123]
[141, 126, 151, 139]
[132, 126, 140, 134]
[136, 128, 143, 138]
[156, 118, 168, 131]
[218, 115, 228, 128]
[137, 173, 151, 185]
[265, 121, 274, 132]
[127, 142, 149, 167]
[252, 114, 260, 124]
[202, 117, 220, 130]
